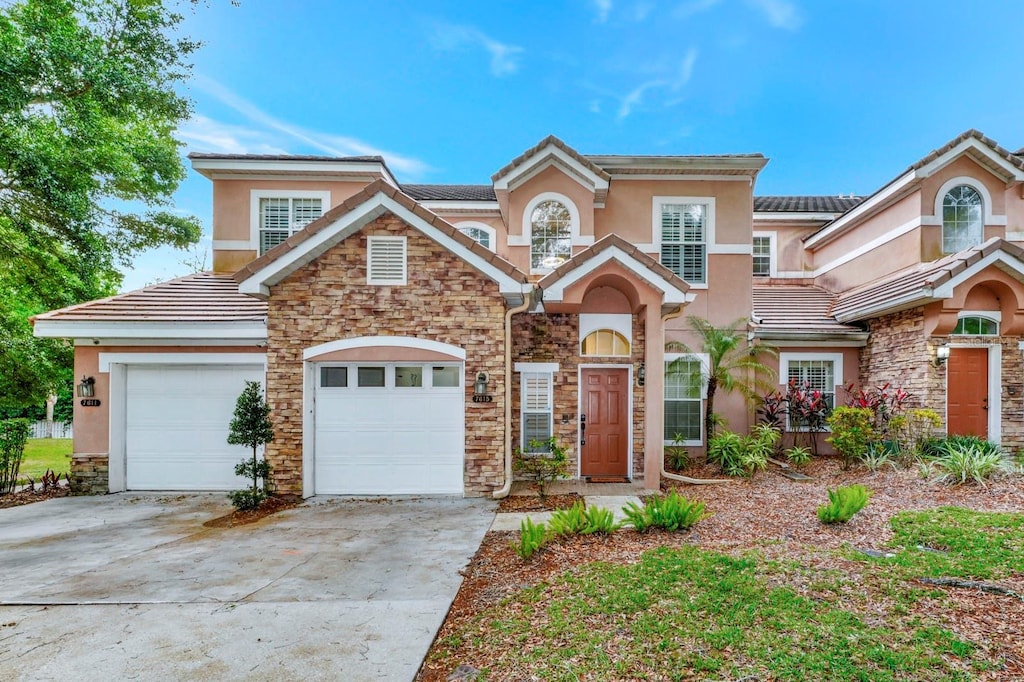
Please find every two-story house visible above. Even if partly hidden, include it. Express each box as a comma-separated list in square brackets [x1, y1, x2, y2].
[33, 130, 1024, 498]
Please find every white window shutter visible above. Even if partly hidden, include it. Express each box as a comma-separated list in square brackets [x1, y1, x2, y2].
[367, 236, 407, 285]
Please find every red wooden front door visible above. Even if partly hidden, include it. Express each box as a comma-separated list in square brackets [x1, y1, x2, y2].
[947, 347, 988, 438]
[580, 368, 629, 478]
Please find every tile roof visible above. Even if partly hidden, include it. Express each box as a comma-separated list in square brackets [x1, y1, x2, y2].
[32, 272, 267, 323]
[401, 184, 497, 201]
[491, 135, 612, 184]
[907, 129, 1024, 174]
[233, 179, 528, 286]
[832, 238, 1024, 322]
[754, 196, 863, 213]
[752, 284, 866, 341]
[187, 152, 385, 163]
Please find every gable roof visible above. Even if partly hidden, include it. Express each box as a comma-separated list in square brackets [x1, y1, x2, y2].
[832, 237, 1024, 322]
[752, 284, 866, 345]
[805, 130, 1024, 249]
[537, 234, 693, 313]
[754, 196, 863, 213]
[490, 135, 612, 202]
[234, 179, 529, 302]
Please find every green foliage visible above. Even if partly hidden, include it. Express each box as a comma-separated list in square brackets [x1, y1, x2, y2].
[17, 437, 71, 485]
[227, 381, 274, 509]
[826, 406, 877, 469]
[622, 490, 706, 532]
[548, 501, 588, 536]
[513, 437, 569, 498]
[664, 432, 691, 471]
[817, 484, 871, 524]
[785, 445, 811, 467]
[860, 441, 896, 472]
[931, 439, 1009, 486]
[0, 418, 31, 494]
[0, 0, 206, 407]
[707, 426, 776, 477]
[514, 517, 548, 560]
[581, 505, 621, 534]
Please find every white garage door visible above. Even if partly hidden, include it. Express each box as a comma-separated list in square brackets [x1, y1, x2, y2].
[125, 364, 265, 490]
[315, 363, 465, 494]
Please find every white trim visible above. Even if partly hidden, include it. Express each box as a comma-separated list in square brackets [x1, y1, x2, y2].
[518, 365, 556, 453]
[579, 314, 631, 340]
[420, 201, 500, 211]
[753, 212, 841, 222]
[493, 144, 609, 193]
[945, 342, 1001, 444]
[108, 363, 127, 493]
[652, 196, 716, 286]
[804, 171, 916, 249]
[929, 176, 1004, 227]
[1007, 231, 1024, 241]
[577, 364, 633, 479]
[916, 138, 1024, 182]
[190, 158, 398, 186]
[521, 192, 584, 274]
[250, 189, 331, 253]
[302, 359, 315, 498]
[366, 235, 408, 286]
[35, 321, 267, 340]
[663, 352, 709, 446]
[610, 174, 753, 182]
[453, 221, 497, 251]
[236, 192, 528, 297]
[932, 250, 1024, 298]
[514, 362, 559, 373]
[541, 244, 692, 306]
[98, 353, 266, 372]
[775, 217, 922, 281]
[752, 231, 777, 278]
[212, 240, 254, 251]
[957, 310, 1002, 323]
[303, 336, 466, 361]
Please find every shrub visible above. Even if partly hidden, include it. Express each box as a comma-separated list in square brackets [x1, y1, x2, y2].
[932, 439, 1009, 486]
[860, 441, 896, 472]
[227, 381, 274, 511]
[665, 432, 692, 471]
[817, 484, 871, 524]
[548, 501, 588, 536]
[0, 418, 31, 494]
[582, 505, 622, 534]
[842, 382, 912, 435]
[784, 380, 831, 454]
[707, 427, 775, 477]
[623, 491, 706, 532]
[785, 445, 812, 467]
[514, 437, 569, 498]
[514, 517, 548, 560]
[228, 489, 266, 511]
[826, 407, 877, 469]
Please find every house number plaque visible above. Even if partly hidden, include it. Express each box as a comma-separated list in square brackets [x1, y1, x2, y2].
[472, 395, 493, 403]
[80, 399, 102, 407]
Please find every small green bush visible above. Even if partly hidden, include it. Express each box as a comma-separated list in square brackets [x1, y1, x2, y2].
[228, 488, 267, 511]
[582, 505, 621, 534]
[860, 441, 896, 472]
[514, 517, 548, 560]
[623, 490, 706, 532]
[817, 484, 871, 524]
[826, 407, 878, 469]
[707, 426, 776, 477]
[932, 440, 1009, 486]
[785, 445, 812, 467]
[0, 418, 31, 494]
[514, 437, 569, 498]
[548, 501, 588, 536]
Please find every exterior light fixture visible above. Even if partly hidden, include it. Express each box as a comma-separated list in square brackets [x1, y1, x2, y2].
[637, 362, 646, 387]
[77, 375, 96, 398]
[474, 372, 489, 396]
[933, 345, 951, 368]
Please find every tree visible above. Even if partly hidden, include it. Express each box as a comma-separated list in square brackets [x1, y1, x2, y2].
[0, 0, 204, 406]
[667, 316, 776, 455]
[227, 381, 274, 510]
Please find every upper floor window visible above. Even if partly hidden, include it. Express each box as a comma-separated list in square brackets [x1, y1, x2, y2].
[952, 315, 998, 335]
[581, 329, 630, 357]
[255, 192, 326, 255]
[530, 200, 572, 271]
[660, 203, 707, 284]
[942, 185, 983, 254]
[455, 222, 496, 251]
[752, 234, 773, 277]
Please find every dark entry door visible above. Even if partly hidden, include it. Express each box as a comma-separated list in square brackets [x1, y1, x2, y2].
[580, 368, 629, 478]
[947, 347, 988, 438]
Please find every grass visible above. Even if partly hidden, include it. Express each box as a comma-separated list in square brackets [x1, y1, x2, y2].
[16, 438, 72, 485]
[432, 508, 1024, 680]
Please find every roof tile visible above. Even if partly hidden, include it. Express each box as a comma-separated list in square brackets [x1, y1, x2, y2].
[752, 284, 864, 338]
[754, 196, 863, 213]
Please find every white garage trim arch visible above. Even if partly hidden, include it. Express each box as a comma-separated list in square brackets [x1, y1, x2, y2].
[303, 336, 466, 361]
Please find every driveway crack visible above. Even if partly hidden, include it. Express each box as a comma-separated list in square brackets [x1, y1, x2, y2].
[237, 552, 317, 603]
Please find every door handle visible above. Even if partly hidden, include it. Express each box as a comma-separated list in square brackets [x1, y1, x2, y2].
[580, 413, 586, 445]
[982, 398, 988, 411]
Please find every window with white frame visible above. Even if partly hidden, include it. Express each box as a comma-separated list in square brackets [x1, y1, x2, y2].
[660, 203, 708, 284]
[518, 366, 555, 452]
[456, 222, 496, 251]
[664, 354, 705, 444]
[781, 353, 842, 430]
[581, 329, 630, 357]
[367, 236, 407, 285]
[752, 234, 773, 277]
[530, 200, 572, 271]
[258, 196, 324, 255]
[942, 185, 983, 254]
[952, 315, 998, 335]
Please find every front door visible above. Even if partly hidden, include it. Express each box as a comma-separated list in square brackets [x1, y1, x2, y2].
[580, 368, 629, 478]
[947, 347, 988, 438]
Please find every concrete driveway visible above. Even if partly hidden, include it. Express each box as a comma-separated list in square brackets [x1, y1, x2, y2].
[0, 494, 495, 681]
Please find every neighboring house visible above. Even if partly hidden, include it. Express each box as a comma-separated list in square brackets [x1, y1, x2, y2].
[32, 130, 1024, 497]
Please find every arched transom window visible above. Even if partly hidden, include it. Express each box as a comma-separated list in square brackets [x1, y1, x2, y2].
[581, 329, 630, 356]
[952, 315, 998, 335]
[942, 185, 983, 254]
[459, 226, 491, 250]
[530, 200, 572, 270]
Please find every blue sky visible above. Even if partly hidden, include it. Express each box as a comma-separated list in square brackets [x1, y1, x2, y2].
[125, 0, 1024, 290]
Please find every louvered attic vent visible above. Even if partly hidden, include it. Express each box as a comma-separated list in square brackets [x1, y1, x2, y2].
[367, 236, 407, 285]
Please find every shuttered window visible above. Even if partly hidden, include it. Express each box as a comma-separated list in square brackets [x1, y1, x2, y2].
[521, 371, 554, 452]
[259, 197, 323, 255]
[367, 236, 407, 285]
[660, 203, 707, 284]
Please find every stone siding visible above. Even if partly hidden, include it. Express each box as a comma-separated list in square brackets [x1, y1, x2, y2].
[511, 312, 646, 479]
[69, 453, 108, 494]
[265, 213, 508, 496]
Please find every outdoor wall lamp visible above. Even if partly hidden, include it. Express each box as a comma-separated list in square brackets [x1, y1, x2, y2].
[474, 372, 489, 396]
[933, 345, 950, 368]
[637, 362, 646, 387]
[77, 375, 96, 398]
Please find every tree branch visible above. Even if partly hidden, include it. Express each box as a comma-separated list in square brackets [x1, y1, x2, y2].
[917, 577, 1024, 601]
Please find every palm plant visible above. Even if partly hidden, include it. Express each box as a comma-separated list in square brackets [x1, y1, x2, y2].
[667, 316, 776, 456]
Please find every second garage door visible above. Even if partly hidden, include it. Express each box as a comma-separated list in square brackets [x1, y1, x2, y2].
[314, 363, 465, 494]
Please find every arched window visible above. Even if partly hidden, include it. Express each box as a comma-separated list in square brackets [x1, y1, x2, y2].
[530, 200, 572, 270]
[458, 226, 492, 250]
[942, 185, 983, 254]
[581, 329, 630, 356]
[952, 315, 998, 335]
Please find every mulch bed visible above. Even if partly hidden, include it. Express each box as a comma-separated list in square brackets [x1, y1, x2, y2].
[419, 457, 1024, 681]
[0, 485, 71, 509]
[202, 495, 298, 528]
[496, 493, 583, 513]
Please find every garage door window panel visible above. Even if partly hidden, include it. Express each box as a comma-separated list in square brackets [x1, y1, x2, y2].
[432, 366, 461, 387]
[357, 366, 386, 387]
[320, 366, 348, 388]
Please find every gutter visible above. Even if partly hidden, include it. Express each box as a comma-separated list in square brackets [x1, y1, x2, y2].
[492, 287, 535, 499]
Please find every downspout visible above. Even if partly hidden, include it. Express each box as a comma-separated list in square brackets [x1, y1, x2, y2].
[660, 305, 730, 486]
[493, 286, 535, 499]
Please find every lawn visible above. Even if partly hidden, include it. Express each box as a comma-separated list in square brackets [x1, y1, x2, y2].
[17, 438, 73, 485]
[419, 460, 1024, 681]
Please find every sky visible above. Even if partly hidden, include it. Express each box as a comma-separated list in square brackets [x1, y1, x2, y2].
[125, 0, 1024, 290]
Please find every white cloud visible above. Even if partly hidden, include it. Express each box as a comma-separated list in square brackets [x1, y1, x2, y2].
[592, 0, 612, 23]
[618, 80, 666, 119]
[673, 47, 699, 91]
[429, 22, 523, 77]
[673, 0, 721, 20]
[192, 76, 432, 179]
[176, 115, 289, 155]
[617, 48, 698, 119]
[747, 0, 803, 30]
